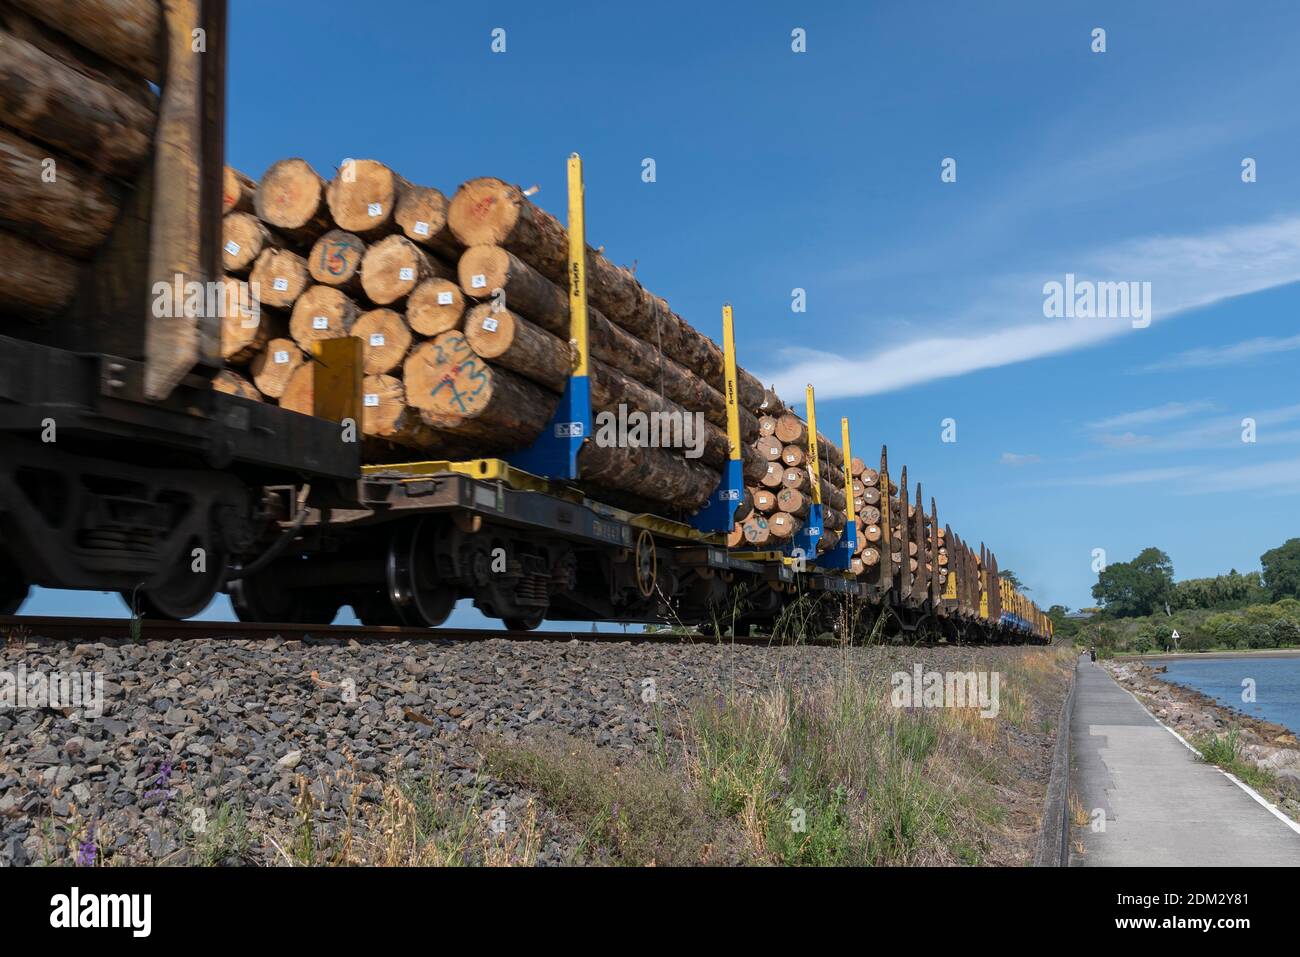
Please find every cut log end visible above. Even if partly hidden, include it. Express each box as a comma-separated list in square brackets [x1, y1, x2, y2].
[447, 177, 521, 247]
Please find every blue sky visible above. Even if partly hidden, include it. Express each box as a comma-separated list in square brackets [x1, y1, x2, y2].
[26, 0, 1300, 621]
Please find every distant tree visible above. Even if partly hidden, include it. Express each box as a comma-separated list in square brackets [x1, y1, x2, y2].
[1091, 547, 1174, 618]
[999, 569, 1027, 591]
[1261, 538, 1300, 601]
[1171, 570, 1267, 611]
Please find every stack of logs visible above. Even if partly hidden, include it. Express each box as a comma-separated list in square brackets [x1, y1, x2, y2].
[730, 411, 851, 555]
[0, 2, 163, 319]
[213, 159, 848, 516]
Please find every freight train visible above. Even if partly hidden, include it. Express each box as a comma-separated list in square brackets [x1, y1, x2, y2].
[0, 0, 1051, 644]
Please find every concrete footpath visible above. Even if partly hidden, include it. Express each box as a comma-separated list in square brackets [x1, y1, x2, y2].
[1070, 656, 1300, 866]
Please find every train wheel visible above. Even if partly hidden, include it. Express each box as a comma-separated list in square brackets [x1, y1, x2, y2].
[229, 568, 339, 624]
[387, 520, 455, 627]
[503, 613, 544, 632]
[122, 537, 226, 620]
[354, 590, 405, 626]
[634, 530, 657, 598]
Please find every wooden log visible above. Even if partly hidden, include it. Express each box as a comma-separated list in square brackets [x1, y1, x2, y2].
[464, 304, 570, 392]
[219, 277, 285, 365]
[850, 457, 866, 478]
[448, 177, 730, 383]
[754, 436, 782, 461]
[211, 369, 263, 402]
[774, 413, 806, 446]
[0, 128, 120, 258]
[733, 487, 754, 524]
[742, 515, 771, 546]
[307, 229, 365, 293]
[352, 307, 413, 375]
[249, 337, 304, 399]
[767, 512, 801, 540]
[407, 278, 465, 336]
[859, 505, 882, 525]
[727, 524, 745, 548]
[394, 183, 460, 258]
[781, 467, 810, 492]
[403, 331, 556, 442]
[277, 362, 314, 416]
[578, 440, 717, 511]
[255, 158, 331, 243]
[0, 228, 77, 317]
[288, 284, 358, 349]
[458, 244, 735, 433]
[223, 166, 256, 215]
[0, 29, 155, 175]
[780, 444, 804, 468]
[861, 486, 881, 506]
[361, 374, 433, 447]
[758, 415, 778, 437]
[753, 488, 777, 513]
[776, 487, 810, 518]
[249, 247, 310, 310]
[759, 460, 784, 489]
[360, 234, 451, 306]
[222, 212, 279, 275]
[861, 547, 880, 567]
[326, 158, 407, 238]
[756, 388, 785, 417]
[9, 0, 162, 81]
[859, 467, 879, 487]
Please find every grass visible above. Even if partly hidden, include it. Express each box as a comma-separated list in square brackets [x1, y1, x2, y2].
[1191, 727, 1277, 792]
[483, 643, 1075, 867]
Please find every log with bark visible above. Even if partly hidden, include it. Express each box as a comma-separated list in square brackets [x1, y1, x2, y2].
[0, 28, 155, 176]
[249, 337, 304, 399]
[255, 158, 330, 243]
[249, 247, 310, 310]
[211, 368, 263, 402]
[352, 307, 413, 375]
[407, 277, 465, 336]
[307, 229, 365, 293]
[394, 184, 460, 258]
[222, 211, 279, 275]
[219, 276, 285, 365]
[326, 158, 407, 238]
[360, 234, 451, 306]
[360, 374, 435, 447]
[0, 228, 78, 317]
[288, 284, 357, 349]
[0, 127, 120, 258]
[223, 166, 256, 215]
[10, 0, 162, 81]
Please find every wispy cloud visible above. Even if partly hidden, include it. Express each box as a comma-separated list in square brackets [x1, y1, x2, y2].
[1140, 333, 1300, 372]
[999, 452, 1041, 466]
[759, 216, 1300, 400]
[1085, 401, 1215, 432]
[1027, 455, 1300, 496]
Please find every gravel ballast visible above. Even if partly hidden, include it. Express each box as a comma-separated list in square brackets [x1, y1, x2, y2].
[0, 633, 1064, 865]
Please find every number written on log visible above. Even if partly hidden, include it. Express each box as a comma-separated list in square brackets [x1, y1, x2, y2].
[321, 237, 360, 277]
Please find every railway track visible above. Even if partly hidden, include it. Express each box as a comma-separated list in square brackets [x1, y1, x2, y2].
[0, 615, 774, 645]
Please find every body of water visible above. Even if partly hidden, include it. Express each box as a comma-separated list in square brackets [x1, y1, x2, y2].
[1154, 656, 1300, 736]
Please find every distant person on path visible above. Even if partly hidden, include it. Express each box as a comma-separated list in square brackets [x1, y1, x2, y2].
[1089, 646, 1096, 662]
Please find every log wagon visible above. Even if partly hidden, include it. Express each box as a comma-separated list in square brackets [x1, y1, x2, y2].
[0, 0, 1051, 644]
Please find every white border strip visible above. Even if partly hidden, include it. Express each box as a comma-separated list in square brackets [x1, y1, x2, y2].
[1113, 676, 1300, 837]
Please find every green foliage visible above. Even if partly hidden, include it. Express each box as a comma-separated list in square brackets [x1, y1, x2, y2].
[1261, 538, 1300, 601]
[1091, 547, 1174, 618]
[1171, 571, 1268, 611]
[999, 569, 1026, 592]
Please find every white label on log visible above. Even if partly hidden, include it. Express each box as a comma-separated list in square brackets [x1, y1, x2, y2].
[272, 277, 289, 291]
[470, 274, 487, 289]
[274, 350, 290, 364]
[399, 267, 415, 281]
[413, 220, 430, 236]
[364, 393, 380, 407]
[312, 316, 329, 330]
[482, 316, 499, 333]
[369, 333, 386, 346]
[367, 202, 383, 217]
[437, 291, 454, 305]
[224, 240, 240, 255]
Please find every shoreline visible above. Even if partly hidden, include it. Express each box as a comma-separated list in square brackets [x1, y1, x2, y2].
[1117, 648, 1300, 663]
